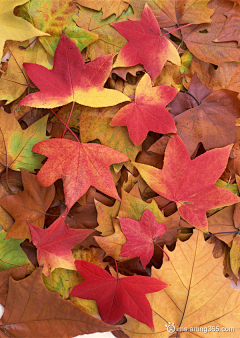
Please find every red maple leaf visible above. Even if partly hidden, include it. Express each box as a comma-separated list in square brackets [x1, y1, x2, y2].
[110, 73, 178, 145]
[70, 260, 168, 329]
[112, 4, 180, 82]
[28, 210, 94, 276]
[32, 139, 128, 210]
[133, 136, 240, 231]
[119, 210, 167, 268]
[19, 34, 130, 109]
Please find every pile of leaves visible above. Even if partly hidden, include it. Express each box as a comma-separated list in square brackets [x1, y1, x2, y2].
[1, 0, 240, 336]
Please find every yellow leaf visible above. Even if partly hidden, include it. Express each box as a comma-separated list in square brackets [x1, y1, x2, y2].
[122, 230, 240, 337]
[0, 0, 48, 59]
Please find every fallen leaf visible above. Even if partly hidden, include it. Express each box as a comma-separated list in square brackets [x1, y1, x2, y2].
[73, 5, 133, 60]
[170, 73, 240, 156]
[70, 260, 168, 329]
[32, 138, 128, 210]
[75, 0, 130, 20]
[28, 210, 94, 276]
[214, 5, 240, 45]
[0, 111, 49, 172]
[133, 135, 240, 231]
[94, 218, 127, 261]
[0, 230, 30, 270]
[95, 199, 120, 236]
[112, 4, 181, 82]
[110, 73, 178, 145]
[122, 230, 240, 337]
[0, 265, 27, 307]
[0, 0, 48, 59]
[0, 268, 116, 337]
[0, 169, 55, 239]
[124, 0, 215, 26]
[230, 234, 240, 277]
[18, 0, 98, 57]
[119, 210, 166, 268]
[19, 34, 130, 108]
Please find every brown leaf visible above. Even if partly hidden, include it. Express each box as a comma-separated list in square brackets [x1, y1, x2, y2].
[0, 268, 117, 337]
[0, 169, 55, 240]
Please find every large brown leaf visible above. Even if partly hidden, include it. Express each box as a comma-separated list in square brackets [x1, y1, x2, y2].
[0, 169, 55, 240]
[0, 268, 117, 337]
[169, 74, 240, 156]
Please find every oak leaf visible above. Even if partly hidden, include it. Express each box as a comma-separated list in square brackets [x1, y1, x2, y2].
[0, 111, 49, 172]
[110, 74, 178, 145]
[133, 135, 240, 231]
[0, 0, 48, 59]
[75, 0, 130, 20]
[0, 169, 55, 240]
[119, 210, 166, 268]
[0, 268, 116, 337]
[19, 34, 130, 109]
[122, 230, 240, 337]
[112, 4, 181, 82]
[28, 210, 94, 276]
[70, 260, 168, 329]
[32, 138, 128, 210]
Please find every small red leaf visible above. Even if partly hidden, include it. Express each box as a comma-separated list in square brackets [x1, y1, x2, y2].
[70, 260, 168, 329]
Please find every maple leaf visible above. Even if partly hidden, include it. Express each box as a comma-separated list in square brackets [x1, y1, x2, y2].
[75, 0, 130, 20]
[171, 0, 240, 65]
[230, 234, 240, 277]
[0, 40, 51, 104]
[94, 218, 127, 261]
[133, 135, 240, 231]
[70, 260, 168, 329]
[0, 111, 49, 172]
[73, 5, 133, 61]
[122, 230, 240, 337]
[18, 0, 98, 57]
[119, 210, 166, 268]
[112, 4, 181, 82]
[0, 268, 116, 337]
[79, 105, 142, 161]
[124, 0, 215, 26]
[28, 209, 95, 276]
[214, 5, 240, 45]
[0, 230, 30, 270]
[95, 199, 120, 236]
[169, 73, 240, 155]
[0, 266, 27, 307]
[110, 73, 178, 145]
[32, 138, 128, 210]
[0, 0, 48, 59]
[0, 169, 55, 240]
[19, 34, 130, 109]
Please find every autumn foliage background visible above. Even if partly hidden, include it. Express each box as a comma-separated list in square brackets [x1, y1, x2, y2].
[1, 0, 240, 337]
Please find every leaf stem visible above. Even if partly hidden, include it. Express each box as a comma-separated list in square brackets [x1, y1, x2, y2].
[162, 23, 195, 37]
[208, 230, 240, 236]
[115, 259, 119, 279]
[19, 37, 39, 50]
[160, 201, 174, 211]
[61, 101, 75, 138]
[50, 108, 80, 144]
[155, 243, 170, 261]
